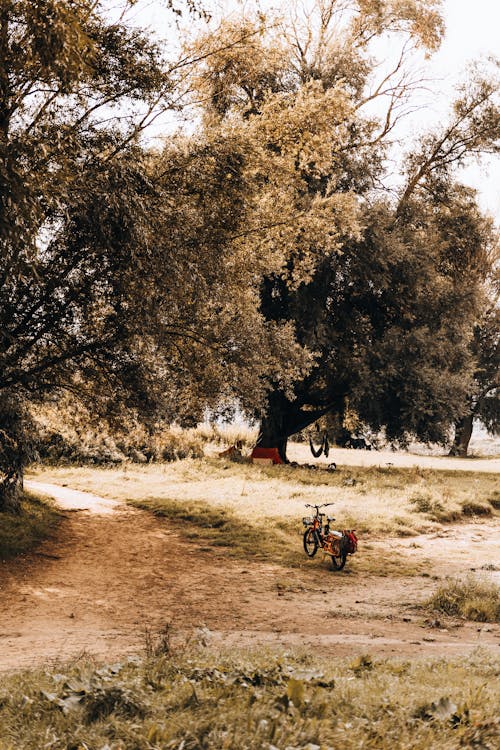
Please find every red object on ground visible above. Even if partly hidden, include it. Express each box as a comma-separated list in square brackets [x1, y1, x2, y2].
[250, 447, 284, 464]
[343, 531, 358, 553]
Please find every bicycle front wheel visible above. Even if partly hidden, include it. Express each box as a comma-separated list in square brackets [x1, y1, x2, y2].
[303, 528, 318, 557]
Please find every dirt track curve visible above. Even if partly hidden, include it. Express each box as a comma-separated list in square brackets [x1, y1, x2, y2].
[0, 481, 498, 671]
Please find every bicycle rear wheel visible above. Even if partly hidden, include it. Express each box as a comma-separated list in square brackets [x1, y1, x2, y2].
[330, 536, 347, 570]
[330, 551, 347, 570]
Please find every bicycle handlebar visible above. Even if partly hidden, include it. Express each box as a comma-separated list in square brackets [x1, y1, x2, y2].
[305, 503, 333, 509]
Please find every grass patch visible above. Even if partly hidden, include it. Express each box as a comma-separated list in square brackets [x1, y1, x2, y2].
[0, 492, 62, 560]
[489, 490, 500, 510]
[426, 575, 500, 623]
[0, 647, 498, 750]
[27, 459, 500, 540]
[460, 500, 493, 517]
[130, 496, 424, 577]
[408, 492, 462, 523]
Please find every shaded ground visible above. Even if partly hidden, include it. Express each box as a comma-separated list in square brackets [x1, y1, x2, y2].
[0, 480, 498, 671]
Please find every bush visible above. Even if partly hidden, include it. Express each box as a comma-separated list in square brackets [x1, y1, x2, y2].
[461, 500, 492, 517]
[426, 575, 500, 622]
[409, 493, 461, 523]
[31, 400, 205, 465]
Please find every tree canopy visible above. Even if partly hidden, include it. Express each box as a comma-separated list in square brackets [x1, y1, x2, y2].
[1, 0, 499, 504]
[185, 0, 499, 458]
[0, 0, 307, 507]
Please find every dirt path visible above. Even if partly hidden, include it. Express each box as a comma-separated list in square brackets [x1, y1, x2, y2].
[0, 483, 498, 671]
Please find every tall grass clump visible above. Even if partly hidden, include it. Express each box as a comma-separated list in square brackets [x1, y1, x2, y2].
[426, 575, 500, 622]
[194, 420, 258, 449]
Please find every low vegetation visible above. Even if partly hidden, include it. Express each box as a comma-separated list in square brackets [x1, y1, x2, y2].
[28, 458, 500, 540]
[0, 646, 498, 750]
[426, 576, 500, 623]
[31, 399, 260, 466]
[0, 493, 62, 560]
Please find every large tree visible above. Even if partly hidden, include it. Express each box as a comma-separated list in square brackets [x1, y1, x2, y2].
[0, 0, 177, 508]
[188, 0, 499, 460]
[0, 0, 306, 509]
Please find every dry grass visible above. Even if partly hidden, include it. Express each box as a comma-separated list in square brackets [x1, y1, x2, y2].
[0, 647, 498, 750]
[426, 575, 500, 623]
[28, 458, 500, 539]
[122, 495, 425, 576]
[32, 399, 260, 465]
[0, 492, 62, 560]
[194, 420, 258, 448]
[130, 496, 302, 567]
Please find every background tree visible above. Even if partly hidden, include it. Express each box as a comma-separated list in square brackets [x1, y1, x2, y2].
[0, 0, 180, 509]
[187, 0, 499, 460]
[450, 256, 500, 457]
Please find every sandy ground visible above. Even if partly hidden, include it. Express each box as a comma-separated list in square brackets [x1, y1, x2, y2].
[285, 444, 500, 473]
[0, 477, 498, 671]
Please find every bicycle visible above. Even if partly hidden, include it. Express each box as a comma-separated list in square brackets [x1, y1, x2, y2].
[302, 503, 358, 570]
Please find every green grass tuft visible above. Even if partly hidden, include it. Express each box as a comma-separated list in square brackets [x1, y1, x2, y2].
[0, 492, 62, 560]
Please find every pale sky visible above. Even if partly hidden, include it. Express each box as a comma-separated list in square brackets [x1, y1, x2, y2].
[130, 0, 499, 220]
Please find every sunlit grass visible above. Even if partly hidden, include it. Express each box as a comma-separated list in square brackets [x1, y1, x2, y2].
[28, 458, 499, 539]
[426, 575, 500, 623]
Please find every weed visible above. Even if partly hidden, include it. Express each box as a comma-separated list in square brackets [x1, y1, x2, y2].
[426, 575, 500, 622]
[410, 493, 443, 514]
[143, 624, 172, 659]
[409, 492, 463, 523]
[349, 654, 374, 674]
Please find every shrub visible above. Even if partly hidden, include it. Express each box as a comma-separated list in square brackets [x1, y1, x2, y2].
[409, 493, 461, 522]
[461, 500, 492, 517]
[489, 491, 500, 510]
[426, 575, 500, 622]
[31, 400, 204, 465]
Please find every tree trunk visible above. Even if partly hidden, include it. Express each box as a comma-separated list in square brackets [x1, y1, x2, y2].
[0, 394, 28, 513]
[256, 391, 335, 462]
[449, 414, 474, 457]
[0, 471, 23, 513]
[256, 392, 291, 462]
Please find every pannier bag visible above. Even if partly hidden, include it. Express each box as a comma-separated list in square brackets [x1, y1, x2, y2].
[343, 530, 358, 554]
